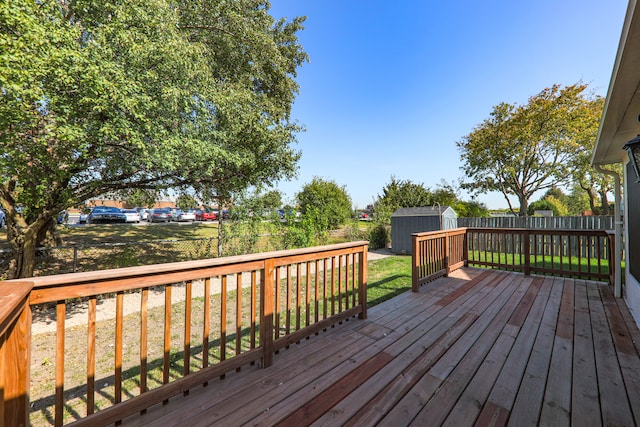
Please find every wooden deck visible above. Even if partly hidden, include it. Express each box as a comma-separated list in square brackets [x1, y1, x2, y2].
[120, 268, 640, 427]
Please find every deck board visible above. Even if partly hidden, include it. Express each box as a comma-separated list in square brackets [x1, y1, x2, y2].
[120, 268, 640, 427]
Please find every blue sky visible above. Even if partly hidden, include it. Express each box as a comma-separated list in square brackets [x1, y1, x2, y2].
[268, 1, 628, 210]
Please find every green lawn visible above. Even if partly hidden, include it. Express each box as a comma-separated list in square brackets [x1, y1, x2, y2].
[468, 250, 611, 274]
[367, 255, 413, 307]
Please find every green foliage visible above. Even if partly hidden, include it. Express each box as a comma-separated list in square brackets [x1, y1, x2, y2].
[369, 223, 390, 249]
[373, 176, 432, 223]
[260, 190, 284, 210]
[373, 178, 487, 221]
[279, 207, 327, 249]
[433, 181, 489, 218]
[220, 190, 267, 256]
[567, 185, 592, 215]
[454, 200, 489, 218]
[546, 196, 569, 216]
[528, 197, 567, 216]
[458, 83, 603, 216]
[0, 0, 308, 277]
[176, 194, 198, 210]
[296, 177, 352, 231]
[431, 181, 459, 207]
[528, 187, 571, 216]
[124, 189, 158, 209]
[343, 220, 369, 242]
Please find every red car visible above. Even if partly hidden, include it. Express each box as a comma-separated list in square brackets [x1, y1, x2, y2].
[195, 209, 217, 221]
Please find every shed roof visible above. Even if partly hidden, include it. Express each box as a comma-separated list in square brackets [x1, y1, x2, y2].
[391, 206, 455, 217]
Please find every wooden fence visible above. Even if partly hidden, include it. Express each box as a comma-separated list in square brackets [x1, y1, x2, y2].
[458, 215, 614, 230]
[412, 228, 614, 290]
[0, 242, 368, 427]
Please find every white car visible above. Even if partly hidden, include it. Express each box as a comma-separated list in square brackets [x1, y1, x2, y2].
[177, 209, 197, 222]
[138, 208, 150, 221]
[121, 209, 141, 223]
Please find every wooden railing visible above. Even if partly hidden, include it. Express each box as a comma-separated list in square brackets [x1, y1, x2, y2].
[0, 242, 368, 427]
[412, 228, 614, 290]
[0, 281, 32, 427]
[411, 228, 467, 290]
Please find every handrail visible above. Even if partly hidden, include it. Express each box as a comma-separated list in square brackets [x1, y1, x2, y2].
[412, 228, 467, 290]
[0, 281, 33, 427]
[0, 241, 369, 426]
[412, 227, 614, 290]
[466, 228, 612, 282]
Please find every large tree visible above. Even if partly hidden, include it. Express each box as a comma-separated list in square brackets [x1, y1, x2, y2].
[565, 94, 617, 215]
[0, 0, 307, 278]
[458, 83, 601, 216]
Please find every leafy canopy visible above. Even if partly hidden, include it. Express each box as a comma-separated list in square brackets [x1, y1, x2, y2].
[296, 177, 352, 231]
[373, 177, 487, 222]
[373, 176, 433, 223]
[0, 0, 308, 277]
[457, 83, 602, 216]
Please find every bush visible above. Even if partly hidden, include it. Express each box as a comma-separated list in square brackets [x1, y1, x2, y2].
[369, 223, 389, 249]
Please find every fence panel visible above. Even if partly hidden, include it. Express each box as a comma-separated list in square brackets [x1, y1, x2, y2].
[458, 216, 614, 230]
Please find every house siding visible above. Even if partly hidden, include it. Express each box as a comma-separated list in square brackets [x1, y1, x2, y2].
[626, 161, 640, 326]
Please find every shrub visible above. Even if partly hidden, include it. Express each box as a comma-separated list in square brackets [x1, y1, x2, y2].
[369, 223, 389, 249]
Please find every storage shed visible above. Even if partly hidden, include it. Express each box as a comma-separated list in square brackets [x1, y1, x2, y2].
[391, 206, 457, 254]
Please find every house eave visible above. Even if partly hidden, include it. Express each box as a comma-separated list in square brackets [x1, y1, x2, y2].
[593, 0, 640, 166]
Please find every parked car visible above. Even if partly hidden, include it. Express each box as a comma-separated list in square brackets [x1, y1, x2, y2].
[195, 209, 217, 221]
[87, 206, 127, 224]
[138, 208, 150, 221]
[122, 209, 141, 223]
[0, 208, 5, 228]
[177, 209, 196, 222]
[57, 210, 68, 224]
[148, 208, 171, 223]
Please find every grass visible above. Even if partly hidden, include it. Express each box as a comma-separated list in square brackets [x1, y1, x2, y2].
[367, 255, 413, 306]
[468, 250, 612, 276]
[59, 222, 219, 245]
[0, 222, 219, 251]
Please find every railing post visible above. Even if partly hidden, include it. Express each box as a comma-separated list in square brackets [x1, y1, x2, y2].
[523, 230, 531, 276]
[260, 258, 275, 368]
[412, 234, 419, 292]
[359, 245, 368, 319]
[444, 231, 450, 276]
[1, 283, 32, 427]
[463, 229, 469, 267]
[607, 230, 615, 289]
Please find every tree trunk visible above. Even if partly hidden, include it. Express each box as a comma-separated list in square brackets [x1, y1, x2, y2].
[502, 193, 518, 216]
[6, 218, 49, 279]
[7, 236, 37, 279]
[36, 218, 60, 247]
[218, 218, 224, 258]
[518, 195, 528, 217]
[599, 190, 610, 216]
[588, 191, 597, 213]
